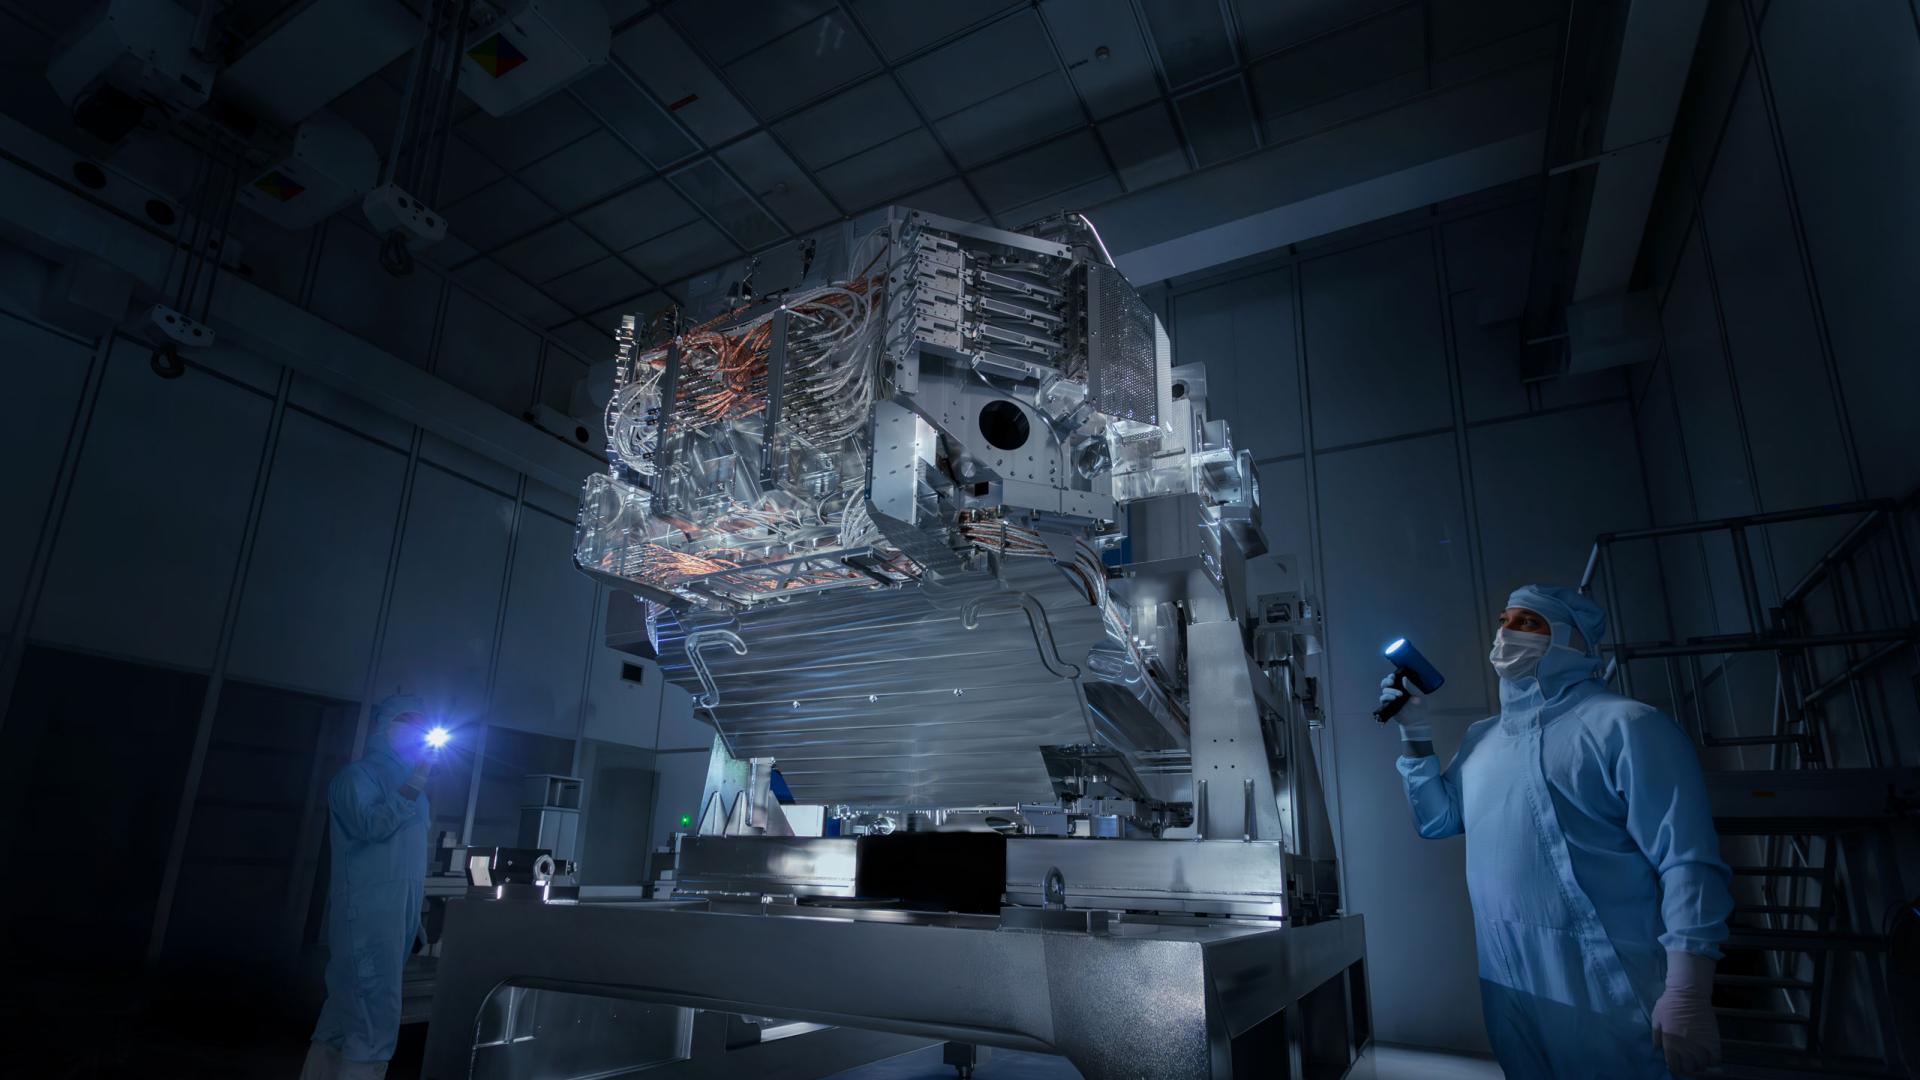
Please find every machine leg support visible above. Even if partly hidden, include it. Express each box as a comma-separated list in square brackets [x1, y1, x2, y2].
[943, 1040, 986, 1079]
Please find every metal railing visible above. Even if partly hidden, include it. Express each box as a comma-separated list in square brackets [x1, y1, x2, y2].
[1578, 495, 1920, 1077]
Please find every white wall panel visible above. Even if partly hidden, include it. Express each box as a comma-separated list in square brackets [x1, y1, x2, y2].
[1441, 204, 1532, 321]
[1469, 403, 1648, 602]
[1660, 227, 1761, 636]
[1468, 402, 1662, 703]
[371, 463, 513, 720]
[490, 510, 596, 738]
[1171, 269, 1302, 461]
[419, 431, 520, 495]
[287, 375, 413, 450]
[1315, 431, 1488, 1052]
[196, 339, 283, 395]
[1699, 68, 1856, 587]
[584, 641, 664, 750]
[1319, 434, 1490, 723]
[436, 286, 541, 416]
[308, 222, 443, 367]
[583, 590, 664, 749]
[1302, 233, 1452, 447]
[648, 749, 710, 850]
[524, 476, 579, 519]
[0, 316, 91, 627]
[1256, 457, 1312, 564]
[1444, 203, 1623, 421]
[226, 215, 315, 305]
[0, 244, 51, 320]
[656, 682, 709, 750]
[226, 410, 406, 698]
[34, 340, 271, 669]
[1762, 2, 1920, 498]
[1448, 293, 1528, 421]
[576, 739, 657, 885]
[1636, 361, 1721, 648]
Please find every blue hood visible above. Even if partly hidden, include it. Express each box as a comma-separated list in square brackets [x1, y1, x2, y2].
[1498, 584, 1609, 722]
[364, 693, 425, 776]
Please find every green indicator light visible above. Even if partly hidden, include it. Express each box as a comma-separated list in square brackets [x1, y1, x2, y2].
[678, 813, 693, 828]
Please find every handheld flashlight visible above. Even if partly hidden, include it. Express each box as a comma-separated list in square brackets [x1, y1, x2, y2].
[425, 726, 451, 750]
[1374, 637, 1445, 723]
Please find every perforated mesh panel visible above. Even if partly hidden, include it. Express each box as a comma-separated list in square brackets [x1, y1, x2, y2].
[1086, 263, 1159, 426]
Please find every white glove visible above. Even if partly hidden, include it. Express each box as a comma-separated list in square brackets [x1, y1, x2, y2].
[400, 757, 432, 801]
[1651, 950, 1720, 1076]
[1379, 673, 1431, 742]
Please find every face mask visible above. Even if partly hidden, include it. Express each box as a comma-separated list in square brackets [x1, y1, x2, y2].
[1489, 628, 1551, 680]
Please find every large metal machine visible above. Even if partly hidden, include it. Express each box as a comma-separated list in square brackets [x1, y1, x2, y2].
[424, 207, 1367, 1079]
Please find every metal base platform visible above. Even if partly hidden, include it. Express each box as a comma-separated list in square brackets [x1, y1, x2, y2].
[423, 898, 1368, 1079]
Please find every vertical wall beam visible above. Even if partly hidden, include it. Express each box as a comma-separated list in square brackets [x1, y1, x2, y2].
[465, 474, 527, 847]
[147, 365, 296, 966]
[1429, 223, 1495, 704]
[1287, 264, 1347, 894]
[352, 428, 426, 759]
[0, 328, 113, 737]
[1733, 0, 1866, 501]
[0, 326, 112, 875]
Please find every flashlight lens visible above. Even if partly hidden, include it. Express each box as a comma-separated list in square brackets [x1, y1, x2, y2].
[426, 726, 450, 749]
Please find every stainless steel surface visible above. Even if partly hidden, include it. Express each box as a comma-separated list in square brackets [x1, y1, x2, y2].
[1006, 837, 1290, 917]
[1186, 619, 1285, 843]
[666, 833, 1301, 918]
[580, 204, 1288, 824]
[653, 558, 1119, 807]
[671, 835, 859, 900]
[424, 898, 1367, 1080]
[473, 988, 690, 1079]
[514, 205, 1364, 1080]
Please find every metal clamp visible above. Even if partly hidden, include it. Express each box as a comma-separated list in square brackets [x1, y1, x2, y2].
[1195, 779, 1208, 842]
[1043, 866, 1067, 910]
[1243, 778, 1255, 842]
[685, 629, 748, 709]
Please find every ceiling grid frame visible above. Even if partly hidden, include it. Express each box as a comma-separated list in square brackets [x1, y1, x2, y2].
[828, 0, 996, 228]
[1125, 0, 1204, 173]
[1215, 0, 1269, 157]
[1032, 0, 1128, 191]
[343, 0, 1561, 344]
[653, 5, 855, 226]
[595, 7, 1547, 332]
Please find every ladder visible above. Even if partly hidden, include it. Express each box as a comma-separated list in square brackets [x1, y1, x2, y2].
[1579, 496, 1920, 1078]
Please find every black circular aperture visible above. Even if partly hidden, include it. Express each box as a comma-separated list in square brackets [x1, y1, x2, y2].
[150, 347, 186, 379]
[978, 400, 1031, 451]
[72, 161, 107, 190]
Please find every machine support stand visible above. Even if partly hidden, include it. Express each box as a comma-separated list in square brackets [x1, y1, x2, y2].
[942, 1041, 985, 1079]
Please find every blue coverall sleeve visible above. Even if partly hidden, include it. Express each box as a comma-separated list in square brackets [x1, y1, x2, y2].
[1398, 745, 1467, 839]
[330, 763, 421, 843]
[1612, 708, 1733, 958]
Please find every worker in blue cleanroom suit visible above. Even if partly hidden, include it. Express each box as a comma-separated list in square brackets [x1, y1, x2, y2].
[302, 695, 435, 1080]
[1381, 585, 1732, 1079]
